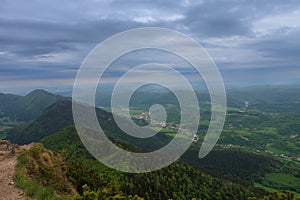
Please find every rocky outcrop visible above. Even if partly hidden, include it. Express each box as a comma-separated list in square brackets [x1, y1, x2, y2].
[0, 140, 19, 156]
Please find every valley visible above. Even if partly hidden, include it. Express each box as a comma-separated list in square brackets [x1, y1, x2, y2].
[0, 85, 300, 199]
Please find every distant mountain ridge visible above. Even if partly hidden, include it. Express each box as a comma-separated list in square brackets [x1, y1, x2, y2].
[0, 89, 67, 121]
[6, 99, 172, 150]
[56, 84, 300, 114]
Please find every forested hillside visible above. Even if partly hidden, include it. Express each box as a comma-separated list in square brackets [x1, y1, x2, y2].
[1, 88, 299, 199]
[39, 126, 265, 200]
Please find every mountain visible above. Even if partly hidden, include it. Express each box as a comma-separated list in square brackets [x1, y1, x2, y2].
[4, 87, 300, 198]
[0, 89, 66, 121]
[5, 100, 74, 144]
[6, 99, 171, 149]
[0, 93, 22, 109]
[6, 99, 295, 197]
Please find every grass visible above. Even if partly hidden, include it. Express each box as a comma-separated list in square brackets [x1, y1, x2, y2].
[14, 144, 74, 200]
[0, 125, 13, 131]
[232, 130, 253, 136]
[254, 182, 280, 193]
[0, 118, 23, 126]
[14, 175, 70, 200]
[265, 173, 300, 188]
[254, 182, 300, 198]
[257, 172, 300, 198]
[0, 133, 7, 139]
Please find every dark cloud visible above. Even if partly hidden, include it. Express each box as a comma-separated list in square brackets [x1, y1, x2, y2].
[0, 18, 144, 57]
[185, 16, 252, 37]
[0, 0, 300, 93]
[182, 1, 251, 37]
[181, 0, 300, 37]
[0, 16, 149, 93]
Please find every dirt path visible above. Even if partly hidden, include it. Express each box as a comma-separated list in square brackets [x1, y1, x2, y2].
[0, 140, 32, 200]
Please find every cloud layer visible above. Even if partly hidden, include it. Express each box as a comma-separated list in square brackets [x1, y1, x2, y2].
[1, 0, 300, 93]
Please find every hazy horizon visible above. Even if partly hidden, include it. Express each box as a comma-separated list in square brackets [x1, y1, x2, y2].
[1, 82, 300, 96]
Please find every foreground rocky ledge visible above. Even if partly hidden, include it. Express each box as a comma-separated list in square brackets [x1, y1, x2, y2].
[0, 140, 31, 200]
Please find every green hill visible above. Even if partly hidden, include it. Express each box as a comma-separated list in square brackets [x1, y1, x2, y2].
[6, 100, 74, 144]
[39, 126, 264, 200]
[15, 143, 76, 200]
[0, 93, 22, 109]
[0, 89, 65, 121]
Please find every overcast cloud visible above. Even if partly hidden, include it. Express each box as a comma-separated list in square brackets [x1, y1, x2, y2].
[0, 0, 300, 94]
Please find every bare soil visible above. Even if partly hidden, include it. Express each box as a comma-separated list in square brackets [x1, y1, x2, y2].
[0, 140, 32, 200]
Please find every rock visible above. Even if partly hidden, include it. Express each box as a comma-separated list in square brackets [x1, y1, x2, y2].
[9, 181, 14, 185]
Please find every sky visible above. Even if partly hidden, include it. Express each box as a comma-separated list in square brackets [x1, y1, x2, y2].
[0, 0, 300, 94]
